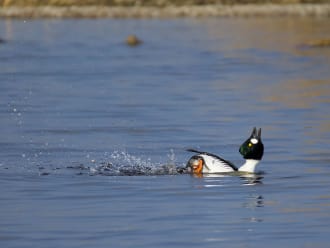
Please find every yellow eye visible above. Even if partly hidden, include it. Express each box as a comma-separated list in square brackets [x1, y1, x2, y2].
[248, 143, 252, 147]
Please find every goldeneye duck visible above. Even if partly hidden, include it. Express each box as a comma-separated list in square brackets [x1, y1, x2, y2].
[186, 127, 264, 174]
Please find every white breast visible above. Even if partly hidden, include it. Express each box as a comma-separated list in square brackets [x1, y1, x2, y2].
[238, 159, 260, 173]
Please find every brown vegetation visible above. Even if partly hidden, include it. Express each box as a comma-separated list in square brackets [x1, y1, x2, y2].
[1, 0, 330, 18]
[1, 4, 330, 18]
[306, 39, 330, 47]
[1, 0, 330, 7]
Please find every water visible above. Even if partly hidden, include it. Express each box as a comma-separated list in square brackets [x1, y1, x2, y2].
[1, 17, 330, 247]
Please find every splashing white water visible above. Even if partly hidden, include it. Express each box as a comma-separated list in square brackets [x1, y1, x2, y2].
[88, 150, 183, 176]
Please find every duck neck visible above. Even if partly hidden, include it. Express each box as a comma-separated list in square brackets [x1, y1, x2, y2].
[238, 159, 260, 173]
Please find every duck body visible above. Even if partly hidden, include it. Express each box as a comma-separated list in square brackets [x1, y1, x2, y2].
[186, 149, 237, 173]
[186, 127, 264, 175]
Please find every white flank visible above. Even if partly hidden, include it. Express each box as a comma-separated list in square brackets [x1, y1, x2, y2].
[199, 154, 235, 173]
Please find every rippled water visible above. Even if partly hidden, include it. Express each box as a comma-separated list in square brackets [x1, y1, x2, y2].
[1, 18, 330, 247]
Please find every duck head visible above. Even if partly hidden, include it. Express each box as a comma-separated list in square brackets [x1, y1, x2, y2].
[186, 156, 204, 174]
[239, 127, 264, 161]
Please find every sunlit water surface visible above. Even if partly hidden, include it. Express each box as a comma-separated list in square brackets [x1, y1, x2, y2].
[1, 18, 330, 248]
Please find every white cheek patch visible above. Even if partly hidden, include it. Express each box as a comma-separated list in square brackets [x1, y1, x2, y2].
[250, 138, 258, 144]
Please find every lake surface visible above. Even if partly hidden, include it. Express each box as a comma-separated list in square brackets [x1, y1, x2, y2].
[1, 17, 330, 248]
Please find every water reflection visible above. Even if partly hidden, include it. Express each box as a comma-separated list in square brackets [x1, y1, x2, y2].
[191, 173, 263, 188]
[262, 78, 330, 160]
[243, 195, 264, 209]
[240, 174, 263, 186]
[200, 17, 330, 55]
[4, 19, 13, 41]
[242, 194, 264, 224]
[264, 79, 330, 110]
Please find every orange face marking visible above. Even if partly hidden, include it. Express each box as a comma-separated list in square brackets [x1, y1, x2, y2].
[192, 159, 203, 174]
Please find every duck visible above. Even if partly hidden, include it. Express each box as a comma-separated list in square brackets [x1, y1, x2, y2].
[186, 127, 264, 175]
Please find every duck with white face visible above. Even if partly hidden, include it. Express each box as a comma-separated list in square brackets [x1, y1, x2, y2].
[186, 127, 264, 175]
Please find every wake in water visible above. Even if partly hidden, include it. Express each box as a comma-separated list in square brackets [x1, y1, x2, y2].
[67, 150, 187, 176]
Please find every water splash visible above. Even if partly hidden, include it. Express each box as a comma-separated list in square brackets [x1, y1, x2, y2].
[68, 150, 186, 176]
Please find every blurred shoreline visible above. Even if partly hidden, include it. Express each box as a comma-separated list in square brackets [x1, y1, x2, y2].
[0, 4, 330, 18]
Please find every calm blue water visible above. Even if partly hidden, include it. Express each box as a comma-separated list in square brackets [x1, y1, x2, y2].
[1, 18, 330, 248]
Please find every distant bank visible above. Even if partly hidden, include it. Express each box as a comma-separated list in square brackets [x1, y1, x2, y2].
[0, 1, 330, 18]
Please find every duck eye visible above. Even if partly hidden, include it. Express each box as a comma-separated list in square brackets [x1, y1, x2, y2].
[248, 143, 252, 147]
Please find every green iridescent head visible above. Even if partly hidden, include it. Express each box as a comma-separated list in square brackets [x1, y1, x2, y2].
[239, 127, 264, 160]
